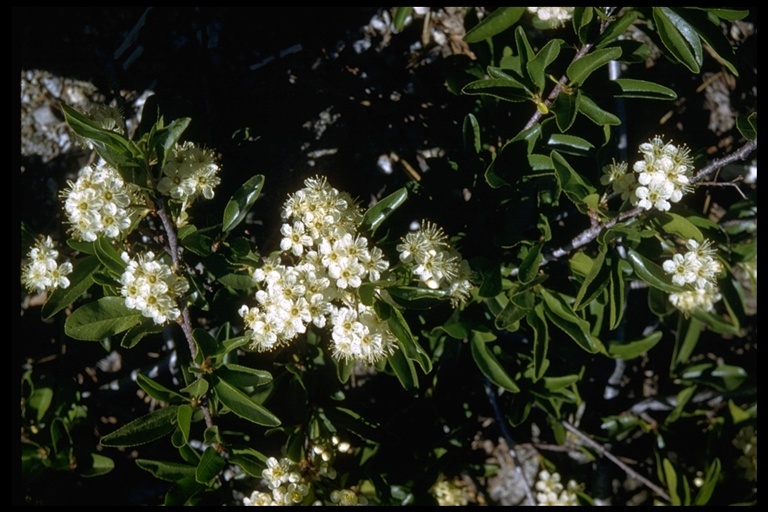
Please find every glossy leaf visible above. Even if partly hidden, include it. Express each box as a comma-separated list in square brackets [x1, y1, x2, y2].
[193, 327, 219, 360]
[121, 318, 164, 348]
[550, 151, 596, 212]
[463, 113, 481, 155]
[566, 47, 622, 87]
[195, 447, 225, 484]
[613, 78, 677, 100]
[81, 453, 115, 478]
[464, 7, 525, 43]
[577, 94, 620, 126]
[653, 7, 701, 73]
[222, 174, 264, 233]
[626, 249, 682, 293]
[690, 309, 740, 336]
[527, 39, 562, 91]
[359, 187, 408, 237]
[217, 364, 273, 389]
[527, 304, 549, 382]
[65, 296, 142, 341]
[572, 7, 595, 45]
[672, 315, 702, 368]
[663, 458, 682, 506]
[42, 255, 100, 319]
[136, 373, 186, 404]
[671, 8, 739, 76]
[218, 272, 256, 290]
[177, 404, 193, 445]
[470, 331, 520, 393]
[383, 302, 432, 373]
[573, 247, 609, 310]
[736, 112, 757, 140]
[136, 459, 197, 482]
[551, 90, 580, 132]
[541, 288, 603, 354]
[180, 379, 209, 400]
[607, 331, 662, 359]
[387, 342, 418, 392]
[228, 447, 267, 478]
[651, 212, 703, 242]
[693, 458, 721, 505]
[386, 286, 448, 309]
[152, 117, 191, 168]
[608, 257, 628, 330]
[392, 7, 412, 32]
[461, 78, 532, 102]
[100, 405, 179, 447]
[518, 243, 543, 284]
[594, 10, 640, 49]
[94, 237, 126, 277]
[211, 375, 280, 426]
[60, 104, 141, 169]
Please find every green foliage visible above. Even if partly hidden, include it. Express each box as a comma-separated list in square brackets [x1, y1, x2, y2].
[20, 5, 756, 507]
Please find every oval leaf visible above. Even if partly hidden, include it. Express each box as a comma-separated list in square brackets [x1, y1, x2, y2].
[613, 78, 677, 100]
[136, 459, 197, 482]
[652, 8, 700, 73]
[196, 446, 226, 484]
[42, 255, 101, 319]
[359, 187, 408, 237]
[211, 376, 280, 426]
[222, 174, 265, 233]
[567, 47, 622, 87]
[461, 78, 532, 102]
[470, 331, 521, 392]
[464, 7, 525, 43]
[607, 331, 663, 359]
[100, 405, 179, 447]
[626, 249, 682, 293]
[65, 296, 143, 341]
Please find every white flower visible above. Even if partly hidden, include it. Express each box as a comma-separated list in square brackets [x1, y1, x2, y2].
[22, 236, 73, 294]
[119, 251, 188, 324]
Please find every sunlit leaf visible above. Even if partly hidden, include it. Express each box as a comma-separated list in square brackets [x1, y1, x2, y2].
[464, 7, 525, 43]
[136, 373, 186, 404]
[461, 78, 532, 102]
[195, 447, 225, 484]
[527, 304, 549, 382]
[222, 174, 264, 233]
[359, 187, 408, 237]
[65, 296, 142, 341]
[613, 78, 677, 100]
[212, 376, 280, 426]
[607, 331, 662, 360]
[567, 47, 622, 87]
[470, 330, 521, 392]
[136, 459, 197, 482]
[653, 7, 701, 73]
[42, 255, 101, 319]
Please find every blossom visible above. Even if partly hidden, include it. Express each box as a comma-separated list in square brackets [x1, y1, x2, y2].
[528, 7, 574, 28]
[663, 238, 723, 315]
[534, 470, 580, 506]
[157, 141, 221, 204]
[22, 236, 73, 294]
[119, 251, 189, 324]
[61, 162, 141, 241]
[631, 136, 694, 211]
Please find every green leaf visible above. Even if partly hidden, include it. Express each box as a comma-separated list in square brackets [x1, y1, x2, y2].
[335, 356, 353, 384]
[386, 342, 418, 392]
[136, 373, 186, 404]
[518, 243, 543, 284]
[392, 7, 413, 32]
[136, 459, 197, 482]
[671, 8, 739, 76]
[217, 364, 273, 388]
[626, 249, 682, 293]
[550, 151, 596, 213]
[211, 375, 280, 426]
[193, 328, 219, 360]
[567, 47, 622, 87]
[548, 132, 594, 156]
[195, 447, 225, 484]
[470, 330, 520, 392]
[101, 405, 179, 447]
[94, 237, 126, 277]
[693, 458, 721, 505]
[180, 378, 209, 400]
[608, 257, 627, 330]
[573, 247, 609, 310]
[152, 117, 191, 169]
[653, 8, 701, 73]
[217, 272, 256, 290]
[461, 78, 532, 102]
[463, 113, 481, 155]
[222, 174, 265, 233]
[527, 304, 549, 382]
[572, 7, 595, 45]
[42, 255, 101, 319]
[540, 288, 603, 354]
[464, 7, 525, 43]
[60, 104, 141, 171]
[228, 447, 267, 478]
[527, 39, 562, 91]
[697, 8, 749, 20]
[577, 94, 621, 126]
[736, 113, 757, 140]
[177, 404, 193, 445]
[663, 458, 682, 506]
[672, 315, 702, 368]
[386, 304, 432, 373]
[65, 296, 142, 341]
[164, 477, 205, 506]
[81, 453, 115, 478]
[385, 286, 448, 309]
[651, 212, 703, 242]
[613, 78, 677, 100]
[607, 331, 662, 359]
[690, 309, 740, 336]
[551, 90, 580, 132]
[27, 387, 53, 422]
[121, 318, 164, 348]
[594, 10, 641, 49]
[359, 187, 408, 237]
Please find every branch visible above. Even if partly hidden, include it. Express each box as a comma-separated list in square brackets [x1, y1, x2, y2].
[561, 419, 672, 503]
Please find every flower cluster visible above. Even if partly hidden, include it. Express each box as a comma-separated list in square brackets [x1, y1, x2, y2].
[22, 236, 73, 294]
[77, 104, 126, 150]
[240, 176, 398, 364]
[431, 476, 469, 506]
[119, 251, 189, 324]
[243, 438, 365, 506]
[61, 162, 141, 241]
[397, 221, 474, 307]
[534, 469, 580, 506]
[527, 7, 574, 29]
[157, 141, 221, 205]
[663, 239, 723, 315]
[600, 136, 694, 212]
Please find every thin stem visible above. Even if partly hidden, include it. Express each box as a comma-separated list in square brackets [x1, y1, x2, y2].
[561, 419, 672, 503]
